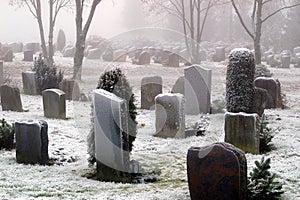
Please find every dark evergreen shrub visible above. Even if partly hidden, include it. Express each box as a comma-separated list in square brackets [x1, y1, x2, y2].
[247, 157, 284, 199]
[259, 114, 277, 153]
[32, 54, 64, 94]
[0, 118, 14, 150]
[226, 48, 255, 113]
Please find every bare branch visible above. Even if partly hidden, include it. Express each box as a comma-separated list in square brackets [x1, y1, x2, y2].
[262, 3, 300, 23]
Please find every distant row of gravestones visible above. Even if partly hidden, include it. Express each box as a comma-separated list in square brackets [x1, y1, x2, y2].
[264, 47, 300, 68]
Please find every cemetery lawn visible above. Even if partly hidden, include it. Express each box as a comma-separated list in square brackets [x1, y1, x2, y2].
[0, 53, 300, 199]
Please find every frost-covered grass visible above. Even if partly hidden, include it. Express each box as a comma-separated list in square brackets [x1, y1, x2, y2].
[0, 55, 299, 199]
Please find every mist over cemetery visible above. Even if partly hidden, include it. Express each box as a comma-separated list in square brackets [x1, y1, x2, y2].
[0, 0, 300, 199]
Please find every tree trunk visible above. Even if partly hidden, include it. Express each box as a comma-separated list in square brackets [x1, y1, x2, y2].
[48, 0, 54, 67]
[36, 0, 48, 59]
[254, 0, 263, 65]
[73, 35, 85, 80]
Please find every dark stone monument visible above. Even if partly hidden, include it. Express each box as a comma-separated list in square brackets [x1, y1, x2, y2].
[22, 71, 38, 95]
[187, 142, 247, 200]
[42, 89, 66, 119]
[15, 120, 49, 165]
[59, 79, 80, 101]
[141, 76, 162, 109]
[0, 84, 23, 112]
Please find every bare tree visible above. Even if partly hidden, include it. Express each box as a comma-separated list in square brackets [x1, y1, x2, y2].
[142, 0, 228, 64]
[9, 0, 71, 67]
[231, 0, 300, 64]
[73, 0, 102, 80]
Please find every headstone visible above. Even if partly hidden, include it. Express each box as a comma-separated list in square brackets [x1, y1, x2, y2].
[251, 87, 268, 116]
[171, 76, 184, 95]
[154, 93, 185, 138]
[3, 49, 13, 62]
[24, 42, 40, 53]
[187, 142, 247, 200]
[22, 71, 38, 95]
[214, 47, 225, 62]
[23, 50, 34, 62]
[224, 112, 260, 154]
[113, 49, 127, 62]
[93, 89, 131, 182]
[0, 61, 3, 86]
[295, 54, 300, 68]
[86, 48, 101, 59]
[168, 53, 179, 67]
[293, 47, 300, 56]
[264, 51, 273, 61]
[184, 65, 212, 114]
[138, 51, 151, 65]
[0, 84, 23, 112]
[254, 77, 282, 109]
[59, 79, 80, 101]
[280, 55, 290, 68]
[141, 76, 162, 109]
[42, 89, 66, 119]
[15, 120, 49, 165]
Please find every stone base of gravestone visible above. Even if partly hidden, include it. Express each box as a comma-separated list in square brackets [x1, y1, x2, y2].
[0, 84, 23, 112]
[93, 89, 131, 182]
[254, 77, 282, 109]
[23, 50, 34, 62]
[187, 142, 247, 200]
[59, 79, 80, 101]
[184, 65, 212, 114]
[154, 93, 185, 138]
[171, 76, 184, 95]
[251, 87, 268, 116]
[224, 112, 260, 154]
[141, 76, 162, 109]
[22, 71, 38, 95]
[0, 61, 3, 86]
[15, 120, 49, 165]
[42, 89, 66, 119]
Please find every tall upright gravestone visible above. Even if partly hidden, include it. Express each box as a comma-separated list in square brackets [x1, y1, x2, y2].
[0, 84, 23, 112]
[15, 120, 49, 165]
[184, 65, 212, 114]
[225, 48, 259, 154]
[22, 71, 38, 95]
[141, 76, 162, 109]
[42, 89, 66, 119]
[93, 89, 131, 182]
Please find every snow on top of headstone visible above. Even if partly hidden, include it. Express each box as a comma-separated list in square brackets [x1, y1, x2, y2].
[229, 48, 251, 55]
[93, 88, 124, 102]
[225, 111, 257, 117]
[156, 93, 184, 99]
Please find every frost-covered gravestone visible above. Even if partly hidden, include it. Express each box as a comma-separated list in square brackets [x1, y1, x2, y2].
[214, 47, 225, 62]
[254, 77, 282, 109]
[59, 79, 80, 101]
[184, 65, 212, 114]
[154, 93, 185, 138]
[187, 142, 247, 200]
[280, 51, 291, 68]
[42, 89, 66, 119]
[0, 84, 23, 112]
[22, 71, 38, 95]
[93, 89, 131, 182]
[168, 53, 179, 67]
[113, 49, 127, 62]
[23, 50, 34, 62]
[0, 61, 3, 86]
[141, 76, 162, 109]
[138, 51, 151, 65]
[225, 48, 259, 154]
[171, 76, 184, 95]
[15, 120, 49, 165]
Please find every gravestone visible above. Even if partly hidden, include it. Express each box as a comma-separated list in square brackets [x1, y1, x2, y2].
[22, 71, 38, 95]
[214, 47, 225, 62]
[114, 49, 127, 62]
[138, 51, 151, 65]
[0, 84, 23, 112]
[24, 42, 40, 53]
[251, 87, 268, 116]
[224, 112, 260, 154]
[171, 76, 184, 95]
[15, 120, 49, 165]
[254, 77, 282, 109]
[141, 76, 162, 109]
[0, 61, 3, 86]
[168, 53, 179, 67]
[280, 55, 290, 68]
[154, 93, 185, 138]
[23, 50, 34, 62]
[184, 65, 212, 114]
[295, 54, 300, 68]
[93, 89, 131, 182]
[3, 49, 13, 62]
[42, 89, 66, 119]
[187, 142, 247, 200]
[87, 48, 101, 59]
[264, 51, 273, 61]
[59, 79, 80, 101]
[293, 46, 300, 56]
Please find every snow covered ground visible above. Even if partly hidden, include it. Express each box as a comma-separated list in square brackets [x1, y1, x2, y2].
[0, 54, 299, 199]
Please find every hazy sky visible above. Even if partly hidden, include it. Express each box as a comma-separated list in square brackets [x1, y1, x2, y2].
[0, 0, 127, 44]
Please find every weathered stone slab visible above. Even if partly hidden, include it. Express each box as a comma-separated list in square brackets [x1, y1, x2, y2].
[22, 71, 38, 95]
[171, 76, 184, 95]
[141, 76, 162, 109]
[0, 84, 23, 112]
[138, 51, 151, 65]
[154, 93, 185, 138]
[184, 65, 212, 114]
[168, 53, 179, 67]
[23, 50, 34, 62]
[114, 49, 127, 62]
[93, 89, 130, 182]
[59, 79, 80, 101]
[251, 87, 268, 116]
[42, 89, 66, 119]
[187, 142, 247, 200]
[15, 120, 49, 165]
[280, 55, 290, 68]
[214, 47, 225, 62]
[224, 112, 260, 154]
